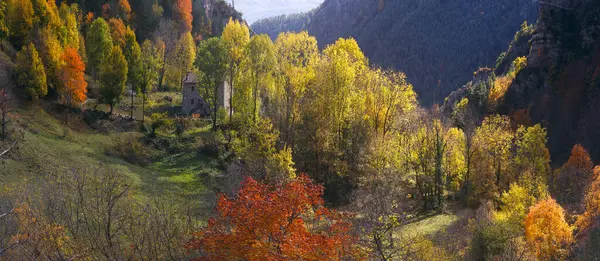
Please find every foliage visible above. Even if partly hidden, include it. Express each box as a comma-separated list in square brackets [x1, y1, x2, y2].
[57, 48, 87, 107]
[6, 0, 34, 46]
[185, 175, 364, 260]
[99, 45, 128, 114]
[15, 43, 47, 99]
[577, 166, 600, 231]
[173, 0, 193, 33]
[525, 198, 574, 260]
[552, 144, 595, 208]
[86, 18, 113, 77]
[251, 0, 538, 104]
[108, 18, 127, 48]
[195, 37, 229, 131]
[222, 19, 250, 120]
[471, 115, 514, 202]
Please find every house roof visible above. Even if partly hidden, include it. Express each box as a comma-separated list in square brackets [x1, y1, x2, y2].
[183, 72, 197, 84]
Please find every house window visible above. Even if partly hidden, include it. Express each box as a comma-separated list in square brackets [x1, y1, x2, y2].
[191, 86, 195, 92]
[191, 98, 194, 105]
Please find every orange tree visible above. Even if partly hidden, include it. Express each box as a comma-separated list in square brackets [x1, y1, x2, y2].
[185, 174, 364, 260]
[525, 198, 573, 260]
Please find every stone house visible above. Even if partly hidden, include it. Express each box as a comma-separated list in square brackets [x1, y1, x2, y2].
[181, 72, 231, 115]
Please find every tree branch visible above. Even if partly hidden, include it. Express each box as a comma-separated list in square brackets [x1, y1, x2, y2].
[0, 140, 16, 158]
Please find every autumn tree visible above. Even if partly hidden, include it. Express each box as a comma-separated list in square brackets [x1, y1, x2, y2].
[246, 34, 276, 122]
[155, 19, 178, 90]
[525, 198, 573, 260]
[58, 2, 81, 49]
[57, 48, 87, 125]
[123, 26, 141, 119]
[514, 124, 551, 199]
[172, 0, 192, 33]
[222, 19, 250, 121]
[100, 45, 128, 114]
[274, 31, 318, 149]
[6, 0, 34, 46]
[195, 37, 229, 131]
[471, 115, 514, 202]
[185, 175, 362, 260]
[165, 31, 195, 90]
[552, 144, 594, 209]
[136, 40, 161, 124]
[0, 1, 8, 40]
[86, 18, 113, 80]
[576, 166, 600, 231]
[15, 43, 47, 100]
[108, 18, 127, 48]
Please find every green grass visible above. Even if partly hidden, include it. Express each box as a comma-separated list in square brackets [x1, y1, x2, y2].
[0, 102, 220, 216]
[400, 213, 460, 238]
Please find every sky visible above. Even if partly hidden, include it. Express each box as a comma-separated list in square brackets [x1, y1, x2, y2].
[225, 0, 324, 24]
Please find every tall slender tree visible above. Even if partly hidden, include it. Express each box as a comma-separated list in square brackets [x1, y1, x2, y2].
[15, 43, 47, 100]
[222, 19, 250, 121]
[86, 18, 112, 80]
[99, 45, 128, 115]
[195, 37, 229, 131]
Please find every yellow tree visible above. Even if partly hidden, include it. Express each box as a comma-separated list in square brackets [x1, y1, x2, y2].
[274, 31, 318, 150]
[472, 115, 514, 201]
[444, 127, 467, 194]
[246, 34, 276, 122]
[576, 166, 600, 231]
[58, 2, 80, 49]
[514, 124, 551, 199]
[222, 19, 250, 121]
[525, 198, 573, 260]
[363, 68, 416, 138]
[6, 0, 34, 46]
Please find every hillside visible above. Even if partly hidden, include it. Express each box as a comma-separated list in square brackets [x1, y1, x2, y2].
[499, 0, 600, 164]
[252, 0, 539, 105]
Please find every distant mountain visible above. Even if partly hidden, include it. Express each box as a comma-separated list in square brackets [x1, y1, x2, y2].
[224, 0, 323, 23]
[252, 0, 539, 105]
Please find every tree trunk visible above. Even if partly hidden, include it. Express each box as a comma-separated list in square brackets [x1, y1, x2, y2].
[142, 93, 146, 125]
[110, 104, 114, 115]
[253, 72, 258, 123]
[1, 111, 5, 141]
[229, 67, 234, 122]
[130, 88, 134, 119]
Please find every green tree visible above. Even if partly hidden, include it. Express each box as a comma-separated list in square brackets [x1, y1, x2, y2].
[58, 2, 80, 49]
[195, 37, 229, 131]
[16, 43, 47, 100]
[100, 45, 128, 114]
[138, 40, 161, 125]
[123, 26, 141, 119]
[246, 34, 275, 122]
[222, 19, 250, 121]
[86, 18, 112, 80]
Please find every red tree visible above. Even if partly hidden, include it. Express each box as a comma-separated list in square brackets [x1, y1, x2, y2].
[186, 175, 363, 261]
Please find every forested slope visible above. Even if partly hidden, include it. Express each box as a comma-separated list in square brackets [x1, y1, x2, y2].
[252, 0, 539, 105]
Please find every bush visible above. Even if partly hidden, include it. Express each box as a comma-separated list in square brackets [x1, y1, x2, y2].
[106, 133, 153, 166]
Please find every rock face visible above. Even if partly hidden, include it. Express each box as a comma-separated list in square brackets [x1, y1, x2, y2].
[252, 0, 539, 105]
[500, 0, 600, 163]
